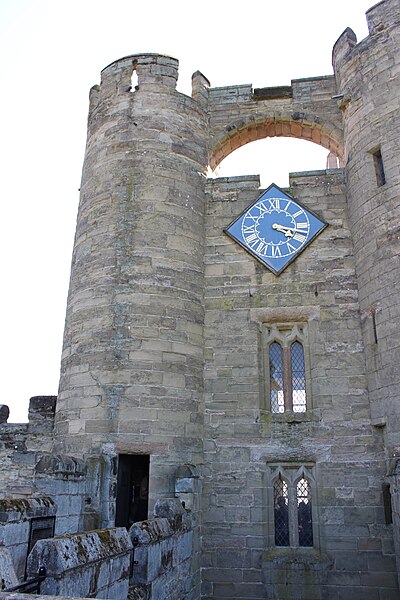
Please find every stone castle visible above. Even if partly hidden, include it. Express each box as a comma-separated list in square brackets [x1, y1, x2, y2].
[1, 1, 400, 598]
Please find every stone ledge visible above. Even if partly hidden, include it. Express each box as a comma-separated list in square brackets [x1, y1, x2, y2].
[261, 410, 319, 424]
[263, 547, 332, 567]
[250, 306, 320, 323]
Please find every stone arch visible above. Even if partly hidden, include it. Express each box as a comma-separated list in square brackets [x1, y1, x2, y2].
[209, 113, 344, 171]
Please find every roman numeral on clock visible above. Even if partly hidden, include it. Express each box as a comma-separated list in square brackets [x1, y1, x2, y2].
[293, 232, 306, 242]
[245, 233, 258, 243]
[257, 201, 269, 215]
[269, 198, 280, 210]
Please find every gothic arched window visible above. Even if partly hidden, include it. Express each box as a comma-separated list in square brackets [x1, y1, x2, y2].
[269, 465, 315, 548]
[297, 477, 313, 547]
[266, 325, 307, 413]
[274, 477, 289, 546]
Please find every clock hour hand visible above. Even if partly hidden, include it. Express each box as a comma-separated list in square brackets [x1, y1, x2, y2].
[272, 223, 295, 237]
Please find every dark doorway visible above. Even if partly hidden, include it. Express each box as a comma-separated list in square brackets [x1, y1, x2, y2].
[115, 454, 150, 528]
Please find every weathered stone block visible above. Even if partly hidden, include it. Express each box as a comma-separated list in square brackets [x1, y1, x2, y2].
[27, 528, 132, 598]
[0, 546, 18, 589]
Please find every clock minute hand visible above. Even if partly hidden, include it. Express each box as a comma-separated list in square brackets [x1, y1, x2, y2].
[272, 223, 295, 237]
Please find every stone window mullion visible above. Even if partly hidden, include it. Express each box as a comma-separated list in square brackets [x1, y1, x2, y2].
[282, 346, 293, 411]
[288, 482, 298, 546]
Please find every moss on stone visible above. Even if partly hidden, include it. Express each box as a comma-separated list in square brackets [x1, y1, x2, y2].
[0, 498, 30, 512]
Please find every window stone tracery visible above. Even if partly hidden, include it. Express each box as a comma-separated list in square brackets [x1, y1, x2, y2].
[264, 324, 309, 413]
[268, 464, 316, 549]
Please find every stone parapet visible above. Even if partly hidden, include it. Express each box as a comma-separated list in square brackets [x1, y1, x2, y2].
[366, 0, 400, 35]
[27, 397, 56, 432]
[129, 499, 197, 599]
[27, 528, 132, 599]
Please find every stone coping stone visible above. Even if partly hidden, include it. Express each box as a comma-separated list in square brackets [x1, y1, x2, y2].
[129, 499, 193, 545]
[27, 528, 132, 575]
[0, 497, 56, 524]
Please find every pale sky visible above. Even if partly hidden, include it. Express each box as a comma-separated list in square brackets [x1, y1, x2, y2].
[0, 0, 373, 421]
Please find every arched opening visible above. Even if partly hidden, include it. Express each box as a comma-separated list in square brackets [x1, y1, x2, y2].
[212, 137, 336, 187]
[130, 60, 138, 92]
[209, 115, 343, 186]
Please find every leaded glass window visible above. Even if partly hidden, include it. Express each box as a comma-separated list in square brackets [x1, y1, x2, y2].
[297, 477, 313, 547]
[291, 342, 306, 413]
[266, 325, 307, 413]
[268, 464, 315, 549]
[270, 342, 284, 413]
[274, 478, 289, 546]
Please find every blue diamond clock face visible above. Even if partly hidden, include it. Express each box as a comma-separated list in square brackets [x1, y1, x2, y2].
[224, 183, 327, 275]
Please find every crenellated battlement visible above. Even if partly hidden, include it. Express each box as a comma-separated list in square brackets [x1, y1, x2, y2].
[0, 397, 56, 498]
[100, 53, 179, 94]
[89, 53, 210, 111]
[332, 0, 400, 88]
[0, 396, 56, 429]
[366, 0, 400, 35]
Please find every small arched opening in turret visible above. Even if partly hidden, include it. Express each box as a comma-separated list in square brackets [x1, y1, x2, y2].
[130, 60, 139, 92]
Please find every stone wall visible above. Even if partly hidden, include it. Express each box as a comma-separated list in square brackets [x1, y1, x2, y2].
[201, 170, 397, 599]
[129, 499, 197, 600]
[27, 528, 131, 599]
[207, 75, 343, 170]
[0, 399, 91, 539]
[390, 462, 400, 583]
[33, 454, 86, 536]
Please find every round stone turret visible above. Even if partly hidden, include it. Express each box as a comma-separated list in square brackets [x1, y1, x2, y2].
[332, 0, 400, 447]
[55, 54, 209, 516]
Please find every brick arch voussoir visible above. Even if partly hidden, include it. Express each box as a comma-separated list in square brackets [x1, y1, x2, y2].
[209, 115, 344, 171]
